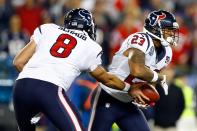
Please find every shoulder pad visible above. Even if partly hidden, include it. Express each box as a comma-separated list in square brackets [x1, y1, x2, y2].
[126, 32, 152, 53]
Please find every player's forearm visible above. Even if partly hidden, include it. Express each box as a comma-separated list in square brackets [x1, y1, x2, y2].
[132, 65, 164, 83]
[13, 55, 27, 72]
[90, 66, 126, 90]
[128, 48, 164, 83]
[101, 74, 125, 90]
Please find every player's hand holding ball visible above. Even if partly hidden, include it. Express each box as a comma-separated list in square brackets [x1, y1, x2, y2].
[128, 83, 149, 108]
[129, 83, 160, 108]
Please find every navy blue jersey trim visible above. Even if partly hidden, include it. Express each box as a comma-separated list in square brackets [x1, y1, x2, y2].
[38, 26, 42, 34]
[96, 51, 103, 58]
[138, 33, 150, 51]
[156, 46, 166, 63]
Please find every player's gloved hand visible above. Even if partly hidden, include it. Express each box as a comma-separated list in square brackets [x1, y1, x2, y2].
[129, 83, 150, 108]
[160, 75, 168, 95]
[132, 102, 149, 108]
[132, 100, 150, 108]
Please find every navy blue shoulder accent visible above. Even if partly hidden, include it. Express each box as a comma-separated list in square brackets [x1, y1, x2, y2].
[156, 46, 166, 63]
[138, 32, 150, 51]
[38, 26, 42, 34]
[96, 51, 103, 58]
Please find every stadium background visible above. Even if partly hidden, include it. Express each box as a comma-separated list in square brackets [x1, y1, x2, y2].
[0, 0, 197, 131]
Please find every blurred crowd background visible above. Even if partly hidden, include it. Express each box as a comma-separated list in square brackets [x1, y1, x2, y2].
[0, 0, 197, 131]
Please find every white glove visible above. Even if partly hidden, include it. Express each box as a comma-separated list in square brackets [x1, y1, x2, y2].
[132, 101, 149, 109]
[31, 113, 42, 124]
[160, 75, 168, 95]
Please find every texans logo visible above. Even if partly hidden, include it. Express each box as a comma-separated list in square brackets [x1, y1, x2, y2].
[149, 12, 166, 26]
[78, 10, 92, 26]
[157, 13, 166, 21]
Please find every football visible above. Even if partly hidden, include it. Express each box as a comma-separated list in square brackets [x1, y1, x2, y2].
[140, 83, 160, 106]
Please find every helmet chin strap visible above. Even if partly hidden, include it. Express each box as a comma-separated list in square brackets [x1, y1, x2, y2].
[143, 27, 170, 47]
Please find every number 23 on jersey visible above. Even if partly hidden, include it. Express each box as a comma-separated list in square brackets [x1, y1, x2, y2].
[130, 34, 145, 46]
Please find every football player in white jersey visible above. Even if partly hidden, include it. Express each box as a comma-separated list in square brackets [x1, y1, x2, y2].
[12, 8, 142, 131]
[88, 10, 179, 131]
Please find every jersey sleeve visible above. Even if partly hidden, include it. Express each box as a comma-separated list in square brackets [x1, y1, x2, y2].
[126, 33, 151, 54]
[30, 24, 55, 45]
[30, 26, 42, 44]
[87, 44, 103, 72]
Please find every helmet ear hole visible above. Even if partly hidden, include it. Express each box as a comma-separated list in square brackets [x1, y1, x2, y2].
[145, 18, 150, 24]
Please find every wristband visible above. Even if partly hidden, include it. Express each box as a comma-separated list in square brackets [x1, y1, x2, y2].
[123, 82, 131, 92]
[151, 70, 159, 82]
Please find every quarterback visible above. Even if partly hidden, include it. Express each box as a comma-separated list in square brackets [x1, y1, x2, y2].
[12, 8, 140, 131]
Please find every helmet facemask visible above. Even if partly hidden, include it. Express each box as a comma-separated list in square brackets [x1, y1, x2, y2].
[161, 27, 179, 46]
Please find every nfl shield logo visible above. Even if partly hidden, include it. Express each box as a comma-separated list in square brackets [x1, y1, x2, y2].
[165, 56, 170, 63]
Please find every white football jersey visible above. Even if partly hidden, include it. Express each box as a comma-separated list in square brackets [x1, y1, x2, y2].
[100, 32, 172, 102]
[17, 24, 102, 91]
